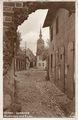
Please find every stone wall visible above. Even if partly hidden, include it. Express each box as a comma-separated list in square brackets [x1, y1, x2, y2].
[49, 8, 75, 99]
[3, 27, 16, 111]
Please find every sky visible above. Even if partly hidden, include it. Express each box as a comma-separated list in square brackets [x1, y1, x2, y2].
[17, 9, 50, 55]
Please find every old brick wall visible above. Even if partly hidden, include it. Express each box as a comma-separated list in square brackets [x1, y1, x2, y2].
[3, 33, 15, 111]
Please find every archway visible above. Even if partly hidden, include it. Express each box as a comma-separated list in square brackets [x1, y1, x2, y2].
[3, 1, 75, 117]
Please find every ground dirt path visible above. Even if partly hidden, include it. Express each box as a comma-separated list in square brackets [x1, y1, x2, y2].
[16, 68, 65, 117]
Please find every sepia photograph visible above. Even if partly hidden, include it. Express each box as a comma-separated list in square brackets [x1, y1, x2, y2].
[3, 1, 75, 118]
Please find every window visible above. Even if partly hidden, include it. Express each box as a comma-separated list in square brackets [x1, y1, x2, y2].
[56, 17, 59, 34]
[60, 54, 62, 60]
[56, 49, 59, 64]
[50, 26, 53, 41]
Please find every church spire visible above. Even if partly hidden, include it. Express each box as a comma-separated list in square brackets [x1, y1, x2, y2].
[39, 27, 42, 38]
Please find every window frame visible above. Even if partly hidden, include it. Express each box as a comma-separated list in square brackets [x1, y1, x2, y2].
[50, 26, 53, 41]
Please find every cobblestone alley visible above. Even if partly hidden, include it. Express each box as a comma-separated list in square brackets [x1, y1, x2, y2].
[14, 68, 73, 117]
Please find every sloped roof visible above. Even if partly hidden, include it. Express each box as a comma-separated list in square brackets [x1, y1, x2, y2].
[43, 2, 75, 27]
[43, 9, 57, 27]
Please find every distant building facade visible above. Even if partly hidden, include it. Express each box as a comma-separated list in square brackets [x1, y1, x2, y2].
[43, 7, 75, 99]
[36, 29, 47, 69]
[15, 49, 30, 71]
[36, 55, 46, 69]
[15, 48, 36, 71]
[26, 48, 36, 68]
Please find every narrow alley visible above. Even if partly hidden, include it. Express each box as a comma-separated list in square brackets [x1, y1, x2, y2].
[15, 68, 71, 117]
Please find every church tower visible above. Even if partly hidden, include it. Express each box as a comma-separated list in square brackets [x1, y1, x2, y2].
[36, 28, 46, 69]
[36, 28, 44, 56]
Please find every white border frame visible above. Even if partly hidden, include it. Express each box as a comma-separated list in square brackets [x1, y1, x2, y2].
[0, 0, 78, 119]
